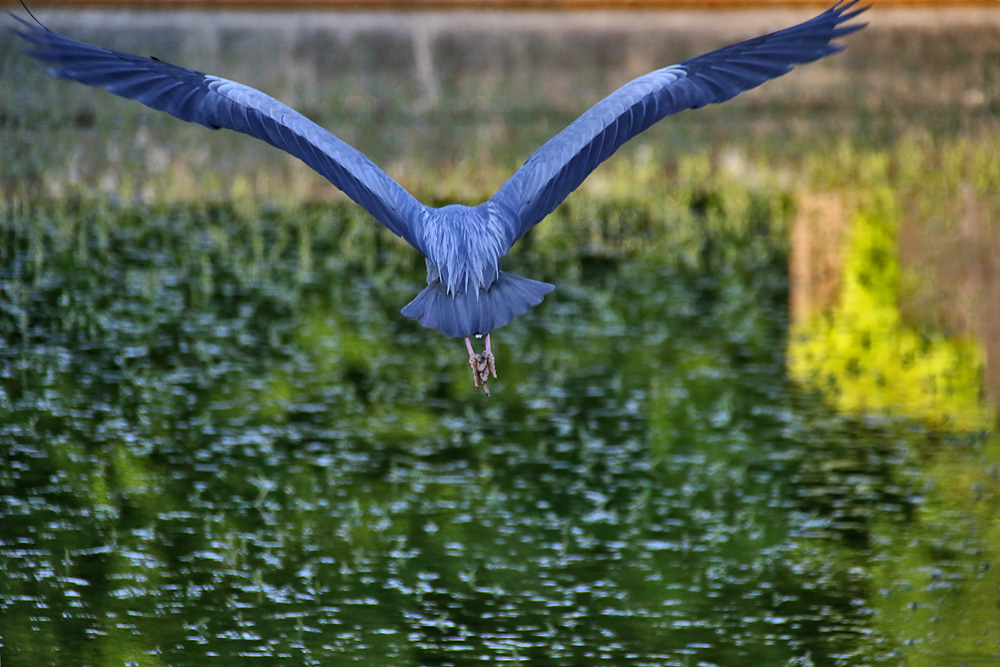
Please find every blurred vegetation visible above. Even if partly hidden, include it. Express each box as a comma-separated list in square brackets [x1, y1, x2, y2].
[2, 8, 1000, 665]
[788, 186, 993, 431]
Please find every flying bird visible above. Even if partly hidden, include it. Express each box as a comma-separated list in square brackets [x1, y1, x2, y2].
[13, 2, 867, 395]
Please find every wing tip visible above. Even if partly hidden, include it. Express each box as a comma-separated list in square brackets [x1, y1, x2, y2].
[830, 0, 872, 31]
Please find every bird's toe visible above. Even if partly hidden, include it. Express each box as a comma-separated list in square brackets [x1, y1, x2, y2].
[484, 351, 497, 380]
[468, 352, 495, 395]
[468, 355, 482, 390]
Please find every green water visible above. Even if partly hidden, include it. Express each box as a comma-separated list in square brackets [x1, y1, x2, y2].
[3, 9, 1000, 664]
[1, 200, 997, 666]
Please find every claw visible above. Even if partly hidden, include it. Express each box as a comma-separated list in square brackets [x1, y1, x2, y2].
[476, 352, 494, 395]
[468, 354, 482, 390]
[484, 333, 496, 379]
[464, 337, 497, 395]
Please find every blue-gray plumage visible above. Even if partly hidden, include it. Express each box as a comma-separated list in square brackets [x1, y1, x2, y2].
[13, 2, 867, 393]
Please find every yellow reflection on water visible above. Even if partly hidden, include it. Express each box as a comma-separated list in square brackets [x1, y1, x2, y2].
[788, 190, 994, 432]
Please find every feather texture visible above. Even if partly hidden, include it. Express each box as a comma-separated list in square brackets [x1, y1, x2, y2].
[12, 14, 428, 250]
[13, 2, 867, 338]
[490, 1, 867, 247]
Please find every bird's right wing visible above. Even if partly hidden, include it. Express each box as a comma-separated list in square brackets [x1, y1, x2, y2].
[13, 15, 428, 250]
[488, 1, 867, 249]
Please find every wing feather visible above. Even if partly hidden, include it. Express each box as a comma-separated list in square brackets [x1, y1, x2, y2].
[13, 15, 427, 250]
[489, 1, 867, 248]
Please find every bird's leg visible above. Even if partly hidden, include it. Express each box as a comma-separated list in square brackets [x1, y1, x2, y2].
[484, 333, 497, 380]
[465, 337, 481, 390]
[464, 336, 496, 395]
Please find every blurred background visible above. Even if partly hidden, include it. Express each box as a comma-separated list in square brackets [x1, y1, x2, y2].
[2, 1, 999, 665]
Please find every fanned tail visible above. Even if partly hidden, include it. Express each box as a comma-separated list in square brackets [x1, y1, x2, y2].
[401, 272, 554, 338]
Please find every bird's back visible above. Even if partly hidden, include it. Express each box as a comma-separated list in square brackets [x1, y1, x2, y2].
[421, 204, 508, 296]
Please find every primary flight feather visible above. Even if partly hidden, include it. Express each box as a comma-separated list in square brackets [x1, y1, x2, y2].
[13, 1, 867, 394]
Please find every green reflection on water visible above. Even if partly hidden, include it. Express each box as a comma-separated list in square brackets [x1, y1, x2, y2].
[863, 422, 1000, 667]
[786, 187, 1000, 666]
[1, 197, 997, 666]
[788, 188, 994, 432]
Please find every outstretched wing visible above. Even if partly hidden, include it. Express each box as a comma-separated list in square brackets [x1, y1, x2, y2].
[488, 1, 867, 249]
[13, 15, 428, 250]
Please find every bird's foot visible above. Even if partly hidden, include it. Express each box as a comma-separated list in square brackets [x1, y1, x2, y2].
[465, 336, 497, 395]
[468, 351, 496, 396]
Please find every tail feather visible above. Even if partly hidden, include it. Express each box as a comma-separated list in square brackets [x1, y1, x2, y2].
[401, 271, 554, 338]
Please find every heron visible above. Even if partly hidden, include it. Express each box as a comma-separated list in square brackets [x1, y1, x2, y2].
[13, 2, 867, 395]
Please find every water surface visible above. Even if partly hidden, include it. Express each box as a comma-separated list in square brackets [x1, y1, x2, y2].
[1, 201, 996, 666]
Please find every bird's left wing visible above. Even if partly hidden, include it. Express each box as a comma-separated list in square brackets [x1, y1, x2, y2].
[12, 15, 428, 250]
[488, 1, 867, 249]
